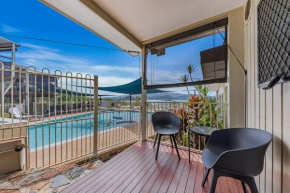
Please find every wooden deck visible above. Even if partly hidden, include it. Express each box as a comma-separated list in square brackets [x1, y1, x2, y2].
[61, 141, 248, 193]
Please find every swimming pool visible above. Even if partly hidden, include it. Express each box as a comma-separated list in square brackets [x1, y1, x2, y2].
[28, 110, 140, 150]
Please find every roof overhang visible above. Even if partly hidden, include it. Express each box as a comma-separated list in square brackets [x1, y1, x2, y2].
[40, 0, 245, 55]
[0, 37, 20, 52]
[40, 0, 142, 56]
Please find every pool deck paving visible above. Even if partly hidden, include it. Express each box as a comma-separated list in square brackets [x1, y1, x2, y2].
[0, 159, 103, 193]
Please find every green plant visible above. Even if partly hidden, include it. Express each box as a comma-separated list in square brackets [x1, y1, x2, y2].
[135, 96, 141, 101]
[172, 64, 226, 150]
[4, 113, 11, 118]
[179, 63, 224, 129]
[181, 131, 189, 147]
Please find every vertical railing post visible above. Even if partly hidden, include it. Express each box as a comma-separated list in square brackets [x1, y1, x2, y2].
[1, 62, 4, 125]
[25, 70, 30, 168]
[141, 46, 147, 141]
[224, 103, 227, 129]
[210, 103, 213, 127]
[139, 108, 141, 139]
[93, 75, 98, 154]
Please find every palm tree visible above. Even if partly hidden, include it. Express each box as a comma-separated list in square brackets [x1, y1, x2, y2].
[175, 64, 224, 149]
[179, 64, 209, 99]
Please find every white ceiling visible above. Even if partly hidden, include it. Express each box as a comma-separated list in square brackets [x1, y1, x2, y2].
[93, 0, 245, 42]
[41, 0, 245, 54]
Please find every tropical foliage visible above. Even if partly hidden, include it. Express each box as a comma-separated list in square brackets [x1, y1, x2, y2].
[172, 64, 225, 149]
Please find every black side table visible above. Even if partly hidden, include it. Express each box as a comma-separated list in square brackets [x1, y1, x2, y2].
[188, 126, 217, 162]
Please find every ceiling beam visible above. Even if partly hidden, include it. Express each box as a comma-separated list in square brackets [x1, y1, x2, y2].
[80, 0, 142, 49]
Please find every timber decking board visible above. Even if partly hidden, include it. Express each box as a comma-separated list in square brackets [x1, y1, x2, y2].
[61, 141, 248, 193]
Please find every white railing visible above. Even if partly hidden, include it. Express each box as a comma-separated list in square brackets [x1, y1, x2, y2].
[1, 62, 227, 168]
[96, 100, 141, 152]
[0, 63, 142, 168]
[146, 101, 228, 151]
[96, 108, 141, 152]
[99, 99, 141, 111]
[0, 63, 96, 168]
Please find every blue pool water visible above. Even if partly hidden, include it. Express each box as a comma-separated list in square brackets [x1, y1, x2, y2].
[28, 110, 140, 150]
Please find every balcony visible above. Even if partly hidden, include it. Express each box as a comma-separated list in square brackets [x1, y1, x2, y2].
[61, 141, 247, 193]
[1, 0, 288, 192]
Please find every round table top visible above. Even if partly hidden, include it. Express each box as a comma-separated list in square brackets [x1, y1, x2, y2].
[189, 126, 218, 136]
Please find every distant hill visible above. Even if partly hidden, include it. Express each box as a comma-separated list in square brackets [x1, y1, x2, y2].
[147, 93, 191, 101]
[104, 93, 192, 101]
[103, 92, 216, 101]
[121, 95, 135, 100]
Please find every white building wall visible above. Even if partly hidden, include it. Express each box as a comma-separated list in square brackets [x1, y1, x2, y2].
[228, 8, 245, 128]
[244, 0, 289, 192]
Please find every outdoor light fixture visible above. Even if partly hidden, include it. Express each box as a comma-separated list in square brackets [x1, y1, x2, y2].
[15, 142, 28, 152]
[150, 48, 165, 56]
[157, 48, 165, 56]
[15, 145, 23, 152]
[261, 72, 284, 90]
[0, 142, 28, 154]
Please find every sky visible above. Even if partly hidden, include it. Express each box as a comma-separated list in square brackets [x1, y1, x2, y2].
[0, 0, 140, 89]
[147, 34, 224, 86]
[0, 0, 224, 96]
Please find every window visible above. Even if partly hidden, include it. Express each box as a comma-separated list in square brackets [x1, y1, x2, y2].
[144, 18, 228, 89]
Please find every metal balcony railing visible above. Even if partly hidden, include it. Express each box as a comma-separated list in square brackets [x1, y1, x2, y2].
[146, 101, 228, 151]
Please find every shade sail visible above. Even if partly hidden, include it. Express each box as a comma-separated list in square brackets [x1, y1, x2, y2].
[98, 78, 167, 95]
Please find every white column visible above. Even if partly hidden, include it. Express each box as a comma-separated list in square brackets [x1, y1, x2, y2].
[228, 9, 245, 128]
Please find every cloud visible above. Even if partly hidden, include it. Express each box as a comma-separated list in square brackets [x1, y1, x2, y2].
[18, 44, 139, 73]
[16, 43, 198, 89]
[15, 43, 204, 95]
[1, 24, 20, 33]
[16, 43, 138, 87]
[98, 76, 134, 87]
[58, 75, 134, 96]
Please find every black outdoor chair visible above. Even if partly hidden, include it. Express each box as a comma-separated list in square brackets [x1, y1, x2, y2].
[152, 112, 181, 160]
[202, 128, 272, 193]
